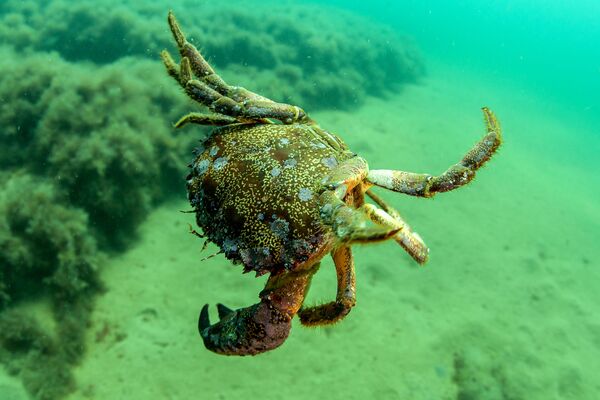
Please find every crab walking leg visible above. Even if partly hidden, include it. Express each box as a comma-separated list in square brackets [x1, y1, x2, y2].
[180, 79, 296, 123]
[167, 10, 294, 103]
[166, 11, 310, 124]
[162, 55, 308, 124]
[299, 246, 356, 326]
[367, 108, 502, 197]
[160, 49, 181, 83]
[364, 190, 429, 264]
[198, 264, 318, 356]
[167, 11, 229, 93]
[174, 112, 238, 128]
[162, 49, 252, 122]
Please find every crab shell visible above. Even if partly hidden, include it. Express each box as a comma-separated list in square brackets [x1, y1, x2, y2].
[187, 122, 354, 275]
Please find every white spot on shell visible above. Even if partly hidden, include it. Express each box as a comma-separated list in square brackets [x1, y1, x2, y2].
[196, 159, 210, 175]
[279, 138, 290, 146]
[222, 238, 238, 253]
[270, 218, 290, 239]
[284, 158, 297, 168]
[298, 188, 313, 201]
[321, 156, 338, 168]
[213, 157, 228, 170]
[240, 249, 252, 264]
[209, 146, 219, 157]
[271, 167, 281, 177]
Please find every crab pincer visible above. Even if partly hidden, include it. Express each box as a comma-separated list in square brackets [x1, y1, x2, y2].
[197, 267, 316, 356]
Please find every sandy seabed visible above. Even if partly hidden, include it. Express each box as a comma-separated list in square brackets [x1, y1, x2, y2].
[6, 60, 595, 400]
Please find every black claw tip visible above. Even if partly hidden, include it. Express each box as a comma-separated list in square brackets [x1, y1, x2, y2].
[216, 303, 234, 319]
[198, 304, 210, 336]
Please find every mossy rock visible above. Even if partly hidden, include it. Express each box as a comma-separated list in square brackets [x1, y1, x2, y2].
[0, 48, 193, 248]
[0, 0, 424, 111]
[0, 172, 100, 399]
[0, 172, 100, 307]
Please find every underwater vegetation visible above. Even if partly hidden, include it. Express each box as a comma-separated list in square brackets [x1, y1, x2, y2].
[0, 0, 423, 398]
[0, 45, 189, 399]
[0, 48, 188, 248]
[0, 0, 424, 110]
[0, 172, 100, 400]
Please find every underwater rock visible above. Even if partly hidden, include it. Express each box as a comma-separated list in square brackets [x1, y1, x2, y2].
[0, 33, 196, 400]
[0, 310, 78, 400]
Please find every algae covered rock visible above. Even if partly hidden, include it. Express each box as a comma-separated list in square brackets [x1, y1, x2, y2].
[0, 310, 75, 400]
[0, 28, 192, 400]
[190, 4, 424, 110]
[0, 0, 424, 111]
[0, 172, 100, 309]
[0, 173, 100, 400]
[0, 48, 191, 248]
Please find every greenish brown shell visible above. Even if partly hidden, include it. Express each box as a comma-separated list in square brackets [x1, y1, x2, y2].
[187, 123, 353, 275]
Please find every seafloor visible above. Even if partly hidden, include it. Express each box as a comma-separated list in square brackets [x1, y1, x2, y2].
[1, 1, 599, 400]
[39, 65, 600, 399]
[65, 64, 600, 399]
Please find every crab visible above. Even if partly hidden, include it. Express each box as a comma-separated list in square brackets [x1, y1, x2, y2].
[161, 11, 502, 356]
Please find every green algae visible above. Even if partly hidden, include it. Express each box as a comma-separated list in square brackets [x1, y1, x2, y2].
[0, 48, 191, 248]
[0, 173, 100, 399]
[0, 0, 423, 111]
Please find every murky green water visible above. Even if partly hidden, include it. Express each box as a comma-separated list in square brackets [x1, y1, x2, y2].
[1, 1, 598, 399]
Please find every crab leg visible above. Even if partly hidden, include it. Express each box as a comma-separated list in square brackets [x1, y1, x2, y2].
[298, 245, 356, 326]
[367, 108, 502, 197]
[365, 190, 429, 264]
[198, 263, 318, 356]
[166, 11, 229, 94]
[160, 49, 181, 83]
[174, 112, 238, 128]
[164, 11, 310, 124]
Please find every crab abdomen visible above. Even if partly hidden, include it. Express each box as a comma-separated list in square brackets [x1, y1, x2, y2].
[187, 123, 352, 275]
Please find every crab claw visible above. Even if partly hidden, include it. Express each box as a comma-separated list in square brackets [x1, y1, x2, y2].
[197, 302, 291, 356]
[197, 267, 317, 356]
[216, 303, 234, 319]
[198, 304, 211, 334]
[197, 304, 237, 334]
